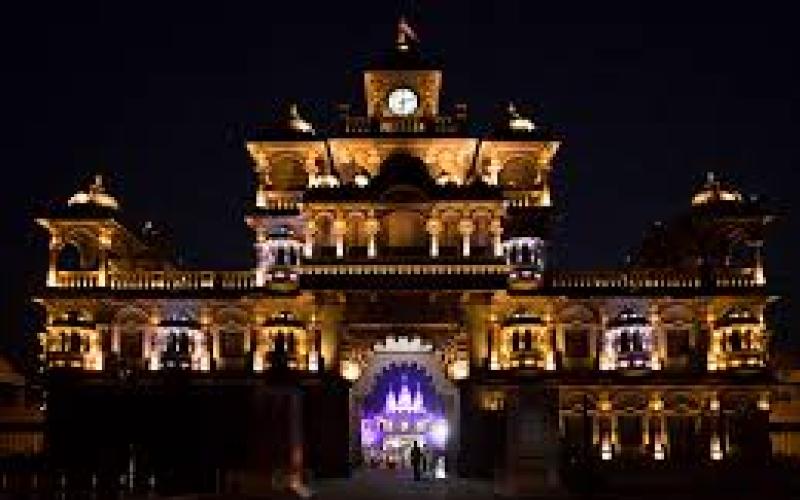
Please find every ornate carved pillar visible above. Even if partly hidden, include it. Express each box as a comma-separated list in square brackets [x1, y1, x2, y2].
[426, 216, 442, 258]
[47, 235, 63, 287]
[749, 240, 765, 285]
[486, 157, 502, 186]
[365, 217, 379, 258]
[111, 325, 121, 354]
[254, 228, 268, 287]
[332, 217, 347, 259]
[304, 219, 316, 259]
[490, 218, 503, 257]
[458, 218, 475, 258]
[98, 229, 112, 287]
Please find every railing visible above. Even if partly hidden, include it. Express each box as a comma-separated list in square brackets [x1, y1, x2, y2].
[549, 268, 763, 290]
[54, 271, 99, 288]
[49, 266, 764, 291]
[254, 191, 302, 211]
[299, 263, 511, 276]
[52, 270, 258, 291]
[550, 270, 703, 289]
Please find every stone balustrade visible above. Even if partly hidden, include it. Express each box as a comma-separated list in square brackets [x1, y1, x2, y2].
[50, 266, 764, 291]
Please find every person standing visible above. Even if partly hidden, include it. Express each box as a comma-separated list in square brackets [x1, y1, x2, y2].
[410, 441, 421, 481]
[420, 445, 428, 479]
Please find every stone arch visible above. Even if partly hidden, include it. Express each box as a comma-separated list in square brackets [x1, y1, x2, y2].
[498, 154, 541, 189]
[660, 303, 694, 325]
[350, 351, 459, 472]
[114, 306, 149, 364]
[60, 228, 101, 270]
[612, 391, 648, 412]
[215, 306, 250, 364]
[557, 302, 599, 325]
[56, 242, 83, 271]
[270, 153, 309, 190]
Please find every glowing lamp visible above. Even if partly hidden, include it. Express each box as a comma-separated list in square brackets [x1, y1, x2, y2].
[341, 360, 361, 381]
[308, 351, 319, 372]
[450, 359, 469, 380]
[429, 419, 449, 447]
[710, 435, 723, 461]
[600, 438, 613, 461]
[758, 396, 770, 411]
[654, 441, 665, 461]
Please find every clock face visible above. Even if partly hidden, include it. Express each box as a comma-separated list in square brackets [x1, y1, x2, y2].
[387, 87, 419, 116]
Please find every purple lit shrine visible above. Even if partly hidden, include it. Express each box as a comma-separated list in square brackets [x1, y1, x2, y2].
[360, 364, 448, 470]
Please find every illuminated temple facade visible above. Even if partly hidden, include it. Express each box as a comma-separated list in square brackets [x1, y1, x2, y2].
[33, 22, 787, 493]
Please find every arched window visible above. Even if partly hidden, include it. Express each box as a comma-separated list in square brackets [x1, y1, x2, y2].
[730, 330, 743, 352]
[57, 243, 82, 271]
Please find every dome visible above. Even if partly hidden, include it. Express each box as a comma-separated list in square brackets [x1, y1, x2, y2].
[67, 175, 119, 210]
[691, 172, 743, 206]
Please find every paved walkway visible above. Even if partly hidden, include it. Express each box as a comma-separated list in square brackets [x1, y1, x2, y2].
[312, 468, 495, 500]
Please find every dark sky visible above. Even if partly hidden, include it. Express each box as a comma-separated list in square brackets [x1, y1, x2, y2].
[1, 2, 798, 362]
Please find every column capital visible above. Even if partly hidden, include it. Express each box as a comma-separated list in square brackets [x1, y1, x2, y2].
[458, 218, 475, 235]
[364, 217, 380, 235]
[304, 219, 317, 234]
[332, 218, 348, 235]
[49, 235, 64, 250]
[426, 217, 442, 234]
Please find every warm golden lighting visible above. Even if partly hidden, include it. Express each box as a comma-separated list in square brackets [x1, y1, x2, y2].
[341, 360, 361, 381]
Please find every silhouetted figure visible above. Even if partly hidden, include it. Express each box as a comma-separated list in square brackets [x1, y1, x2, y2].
[421, 445, 428, 478]
[410, 441, 421, 481]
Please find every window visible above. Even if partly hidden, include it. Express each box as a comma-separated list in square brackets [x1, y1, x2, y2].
[729, 330, 743, 352]
[565, 329, 589, 358]
[666, 329, 690, 357]
[220, 331, 244, 357]
[120, 329, 143, 359]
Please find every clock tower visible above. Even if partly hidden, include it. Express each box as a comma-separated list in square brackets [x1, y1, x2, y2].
[363, 18, 443, 119]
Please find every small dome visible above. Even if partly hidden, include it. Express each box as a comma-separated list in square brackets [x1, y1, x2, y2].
[263, 310, 303, 327]
[691, 172, 743, 206]
[507, 103, 536, 133]
[502, 310, 545, 327]
[715, 308, 759, 328]
[608, 308, 650, 328]
[287, 104, 315, 135]
[67, 175, 119, 210]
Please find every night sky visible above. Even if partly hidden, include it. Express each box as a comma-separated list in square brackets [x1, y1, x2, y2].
[2, 2, 798, 365]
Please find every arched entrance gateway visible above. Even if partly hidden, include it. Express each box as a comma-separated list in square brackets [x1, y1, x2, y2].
[348, 336, 459, 477]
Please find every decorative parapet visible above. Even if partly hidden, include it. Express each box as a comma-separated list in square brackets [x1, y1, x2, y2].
[51, 270, 258, 291]
[47, 266, 765, 292]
